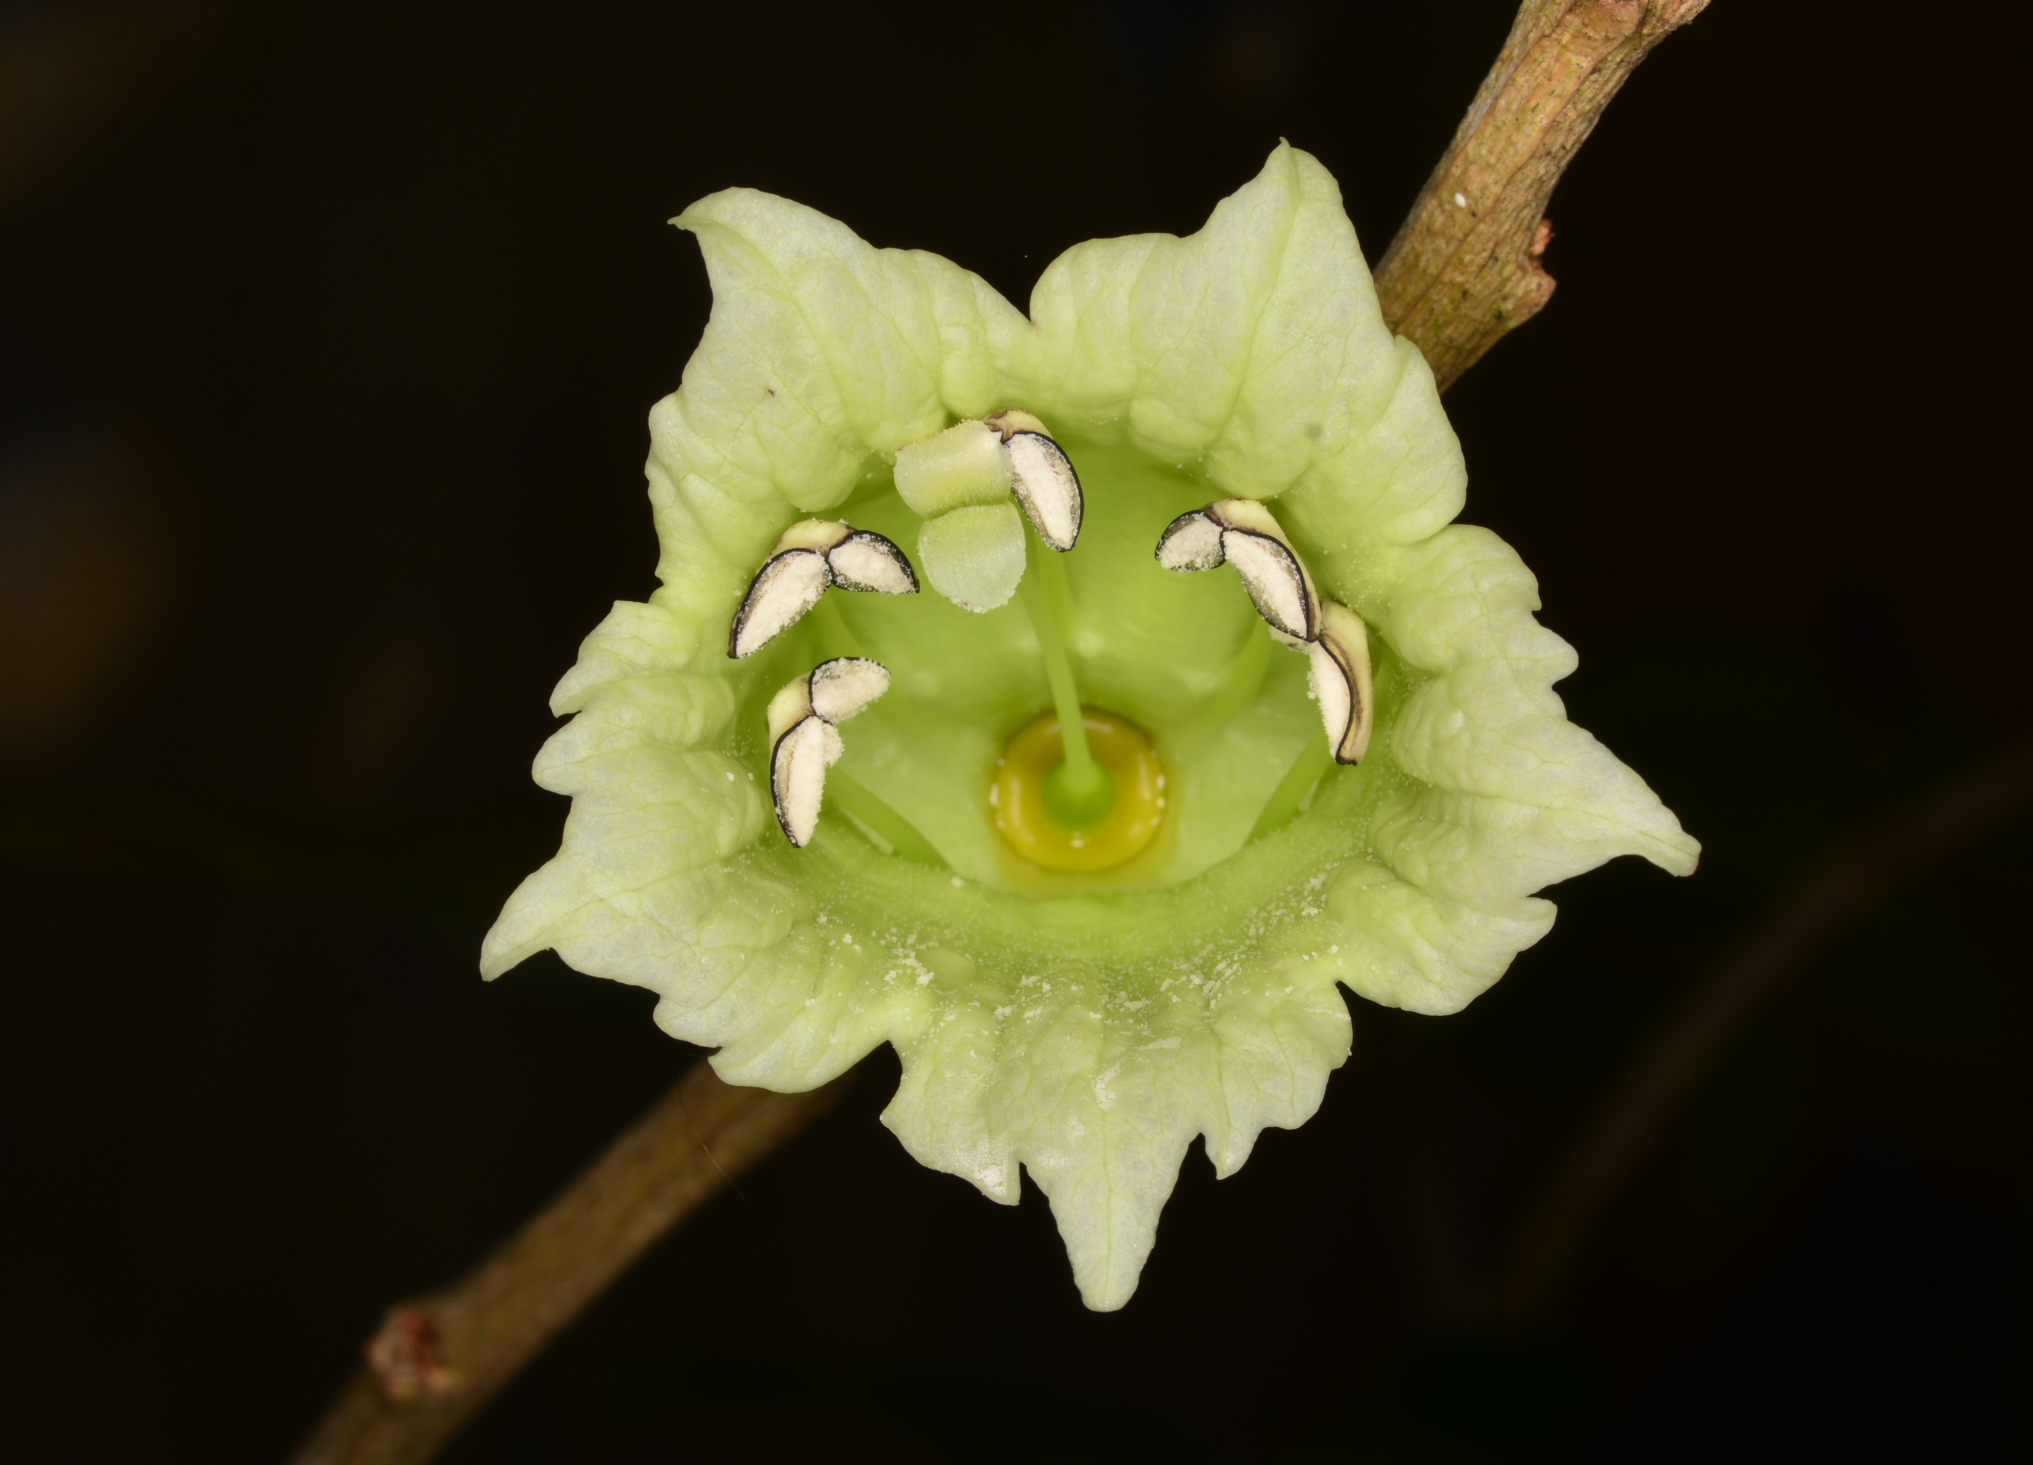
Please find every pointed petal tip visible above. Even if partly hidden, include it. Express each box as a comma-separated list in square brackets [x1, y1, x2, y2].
[1076, 1280, 1137, 1313]
[1652, 831, 1702, 878]
[477, 925, 532, 983]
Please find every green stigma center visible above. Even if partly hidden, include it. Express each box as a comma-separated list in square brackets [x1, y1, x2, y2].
[1041, 757, 1116, 831]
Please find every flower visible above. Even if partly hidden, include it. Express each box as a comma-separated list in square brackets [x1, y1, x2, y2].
[481, 144, 1698, 1310]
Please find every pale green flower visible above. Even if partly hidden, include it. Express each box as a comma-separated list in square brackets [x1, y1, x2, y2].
[482, 144, 1698, 1310]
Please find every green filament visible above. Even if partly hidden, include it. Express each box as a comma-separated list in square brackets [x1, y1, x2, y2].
[812, 595, 868, 659]
[827, 769, 946, 866]
[1248, 728, 1333, 841]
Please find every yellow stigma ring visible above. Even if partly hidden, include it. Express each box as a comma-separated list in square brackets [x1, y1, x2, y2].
[991, 708, 1166, 873]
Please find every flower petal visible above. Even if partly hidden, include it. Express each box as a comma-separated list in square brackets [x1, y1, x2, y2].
[1310, 525, 1699, 1015]
[672, 188, 1026, 478]
[1014, 143, 1464, 546]
[884, 960, 1352, 1309]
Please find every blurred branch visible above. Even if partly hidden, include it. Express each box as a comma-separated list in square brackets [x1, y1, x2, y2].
[1374, 0, 1711, 388]
[289, 1062, 849, 1465]
[1497, 739, 2033, 1328]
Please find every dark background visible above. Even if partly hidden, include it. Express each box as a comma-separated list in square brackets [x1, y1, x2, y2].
[4, 1, 2028, 1460]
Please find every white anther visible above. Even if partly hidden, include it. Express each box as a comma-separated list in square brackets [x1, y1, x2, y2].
[1307, 599, 1375, 765]
[825, 531, 917, 595]
[729, 519, 916, 659]
[1223, 529, 1315, 645]
[808, 655, 890, 724]
[769, 716, 842, 848]
[1154, 498, 1318, 644]
[985, 409, 1083, 552]
[767, 657, 891, 847]
[730, 548, 832, 659]
[1154, 509, 1224, 572]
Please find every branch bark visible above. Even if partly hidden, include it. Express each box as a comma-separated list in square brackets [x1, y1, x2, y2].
[289, 1062, 849, 1465]
[1496, 740, 2033, 1328]
[1374, 0, 1711, 389]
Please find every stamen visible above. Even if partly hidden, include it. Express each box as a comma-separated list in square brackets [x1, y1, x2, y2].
[1155, 498, 1318, 644]
[985, 409, 1084, 552]
[731, 547, 830, 659]
[1307, 599, 1375, 764]
[810, 594, 868, 659]
[1248, 729, 1332, 840]
[769, 715, 841, 849]
[1153, 508, 1224, 572]
[766, 657, 890, 847]
[729, 518, 915, 658]
[826, 531, 919, 595]
[1222, 527, 1315, 644]
[1156, 502, 1377, 778]
[825, 768, 946, 866]
[808, 655, 890, 724]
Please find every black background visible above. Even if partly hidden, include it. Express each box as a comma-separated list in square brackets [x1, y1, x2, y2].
[4, 1, 2029, 1460]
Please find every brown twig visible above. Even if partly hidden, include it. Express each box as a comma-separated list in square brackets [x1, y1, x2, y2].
[1496, 740, 2033, 1328]
[289, 6, 1710, 1459]
[1374, 0, 1711, 389]
[288, 1062, 850, 1465]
